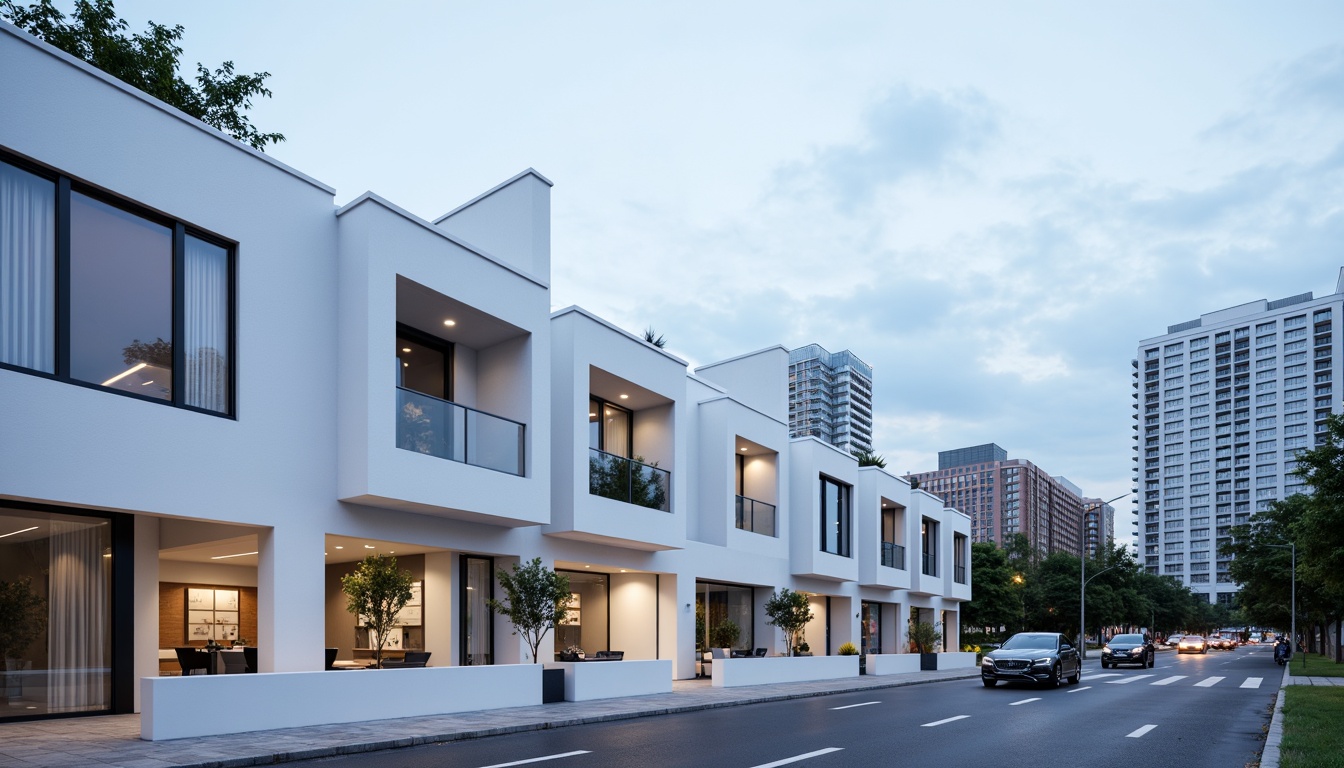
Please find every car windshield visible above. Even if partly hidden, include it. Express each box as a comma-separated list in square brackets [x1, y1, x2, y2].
[1183, 636, 1205, 642]
[1000, 633, 1058, 650]
[1111, 634, 1144, 644]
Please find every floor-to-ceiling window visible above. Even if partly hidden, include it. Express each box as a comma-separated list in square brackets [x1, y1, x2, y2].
[820, 476, 851, 557]
[0, 505, 130, 720]
[696, 581, 753, 653]
[860, 602, 882, 656]
[555, 570, 609, 656]
[459, 556, 492, 666]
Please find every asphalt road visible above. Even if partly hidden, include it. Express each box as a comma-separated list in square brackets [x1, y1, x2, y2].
[300, 645, 1279, 768]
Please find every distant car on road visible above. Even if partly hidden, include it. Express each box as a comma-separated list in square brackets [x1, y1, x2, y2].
[1101, 633, 1155, 669]
[980, 632, 1082, 688]
[1165, 634, 1184, 649]
[1178, 635, 1208, 654]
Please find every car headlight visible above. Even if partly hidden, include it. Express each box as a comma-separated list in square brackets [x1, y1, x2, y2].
[1102, 645, 1111, 652]
[1032, 657, 1052, 666]
[1131, 648, 1143, 655]
[981, 658, 993, 667]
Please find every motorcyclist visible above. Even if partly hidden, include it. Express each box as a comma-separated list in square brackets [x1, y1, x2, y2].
[1274, 636, 1292, 664]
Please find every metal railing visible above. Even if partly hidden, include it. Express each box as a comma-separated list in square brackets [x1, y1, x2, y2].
[735, 495, 776, 537]
[881, 542, 905, 570]
[922, 551, 937, 577]
[396, 387, 524, 476]
[588, 449, 670, 511]
[954, 564, 967, 584]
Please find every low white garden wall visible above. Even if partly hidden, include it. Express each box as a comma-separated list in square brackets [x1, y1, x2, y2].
[712, 655, 859, 688]
[938, 651, 978, 669]
[141, 664, 541, 740]
[865, 653, 922, 676]
[544, 659, 672, 701]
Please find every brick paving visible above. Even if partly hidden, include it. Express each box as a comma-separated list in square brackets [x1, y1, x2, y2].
[0, 668, 981, 768]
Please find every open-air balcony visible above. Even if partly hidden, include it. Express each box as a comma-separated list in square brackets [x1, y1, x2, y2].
[589, 448, 670, 511]
[735, 495, 776, 536]
[881, 541, 905, 570]
[397, 387, 525, 476]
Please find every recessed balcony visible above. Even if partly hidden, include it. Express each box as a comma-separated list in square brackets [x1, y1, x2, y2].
[397, 387, 524, 476]
[588, 449, 669, 511]
[880, 541, 905, 570]
[735, 495, 776, 537]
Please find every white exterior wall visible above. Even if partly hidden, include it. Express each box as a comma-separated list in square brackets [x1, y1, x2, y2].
[0, 22, 970, 736]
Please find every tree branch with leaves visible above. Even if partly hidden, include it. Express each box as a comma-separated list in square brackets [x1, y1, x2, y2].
[487, 558, 571, 663]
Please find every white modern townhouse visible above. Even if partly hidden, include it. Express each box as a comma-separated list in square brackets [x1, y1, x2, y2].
[0, 21, 970, 740]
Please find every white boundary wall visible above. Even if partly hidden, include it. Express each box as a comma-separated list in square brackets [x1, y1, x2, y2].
[711, 656, 858, 688]
[544, 660, 673, 701]
[866, 653, 922, 675]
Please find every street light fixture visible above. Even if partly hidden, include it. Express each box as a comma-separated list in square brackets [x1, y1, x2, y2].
[1080, 493, 1130, 659]
[1266, 543, 1296, 661]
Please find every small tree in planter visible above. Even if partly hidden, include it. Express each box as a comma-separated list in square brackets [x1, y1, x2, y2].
[909, 621, 943, 670]
[341, 554, 414, 669]
[764, 588, 813, 657]
[709, 619, 740, 652]
[487, 558, 571, 663]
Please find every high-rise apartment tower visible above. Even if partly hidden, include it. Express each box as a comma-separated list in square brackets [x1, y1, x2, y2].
[1134, 268, 1344, 606]
[788, 344, 874, 454]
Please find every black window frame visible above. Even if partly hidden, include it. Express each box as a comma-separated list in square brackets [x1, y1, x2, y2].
[589, 396, 633, 456]
[819, 474, 852, 557]
[459, 554, 494, 666]
[0, 147, 237, 418]
[396, 321, 454, 401]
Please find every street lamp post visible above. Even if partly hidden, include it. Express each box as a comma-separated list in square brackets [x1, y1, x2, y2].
[1080, 493, 1130, 659]
[1267, 543, 1297, 662]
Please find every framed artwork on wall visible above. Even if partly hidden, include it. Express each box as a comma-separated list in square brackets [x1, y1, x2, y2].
[189, 623, 213, 640]
[214, 589, 239, 611]
[214, 611, 239, 625]
[214, 624, 239, 642]
[407, 582, 422, 607]
[188, 610, 214, 625]
[187, 588, 214, 610]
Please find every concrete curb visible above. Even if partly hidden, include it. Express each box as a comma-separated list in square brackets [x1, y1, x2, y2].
[173, 670, 983, 768]
[1259, 664, 1291, 768]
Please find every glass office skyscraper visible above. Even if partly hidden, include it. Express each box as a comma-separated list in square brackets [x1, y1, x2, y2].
[788, 344, 874, 454]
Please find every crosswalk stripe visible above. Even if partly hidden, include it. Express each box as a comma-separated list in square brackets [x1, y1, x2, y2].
[1107, 675, 1154, 685]
[1240, 678, 1263, 689]
[1150, 676, 1186, 686]
[1194, 676, 1225, 687]
[1126, 724, 1158, 738]
[1085, 672, 1122, 679]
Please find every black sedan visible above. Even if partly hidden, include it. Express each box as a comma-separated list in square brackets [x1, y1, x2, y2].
[980, 632, 1082, 688]
[1101, 633, 1155, 669]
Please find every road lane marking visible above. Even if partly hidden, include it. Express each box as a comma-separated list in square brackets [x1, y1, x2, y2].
[749, 748, 843, 767]
[1066, 686, 1092, 694]
[1241, 678, 1263, 689]
[479, 752, 592, 768]
[1085, 673, 1122, 679]
[1194, 677, 1225, 687]
[1126, 725, 1158, 739]
[921, 715, 970, 727]
[1107, 675, 1154, 685]
[1150, 676, 1187, 686]
[1008, 697, 1041, 706]
[830, 701, 880, 710]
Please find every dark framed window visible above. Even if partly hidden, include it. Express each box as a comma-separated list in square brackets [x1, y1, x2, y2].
[0, 150, 235, 416]
[589, 397, 632, 457]
[820, 475, 851, 557]
[459, 555, 493, 666]
[396, 322, 453, 401]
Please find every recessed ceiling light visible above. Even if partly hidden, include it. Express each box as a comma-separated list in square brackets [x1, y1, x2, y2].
[466, 586, 474, 590]
[403, 362, 409, 367]
[443, 319, 456, 327]
[620, 569, 627, 573]
[324, 552, 328, 556]
[619, 394, 629, 400]
[584, 565, 590, 569]
[334, 546, 344, 550]
[740, 447, 748, 452]
[101, 362, 147, 387]
[211, 551, 259, 560]
[589, 412, 596, 417]
[402, 347, 411, 353]
[364, 544, 375, 549]
[0, 526, 38, 539]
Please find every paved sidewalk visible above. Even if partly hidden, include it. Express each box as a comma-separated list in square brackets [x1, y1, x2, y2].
[0, 667, 981, 768]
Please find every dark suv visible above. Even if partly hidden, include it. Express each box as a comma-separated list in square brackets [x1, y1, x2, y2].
[981, 632, 1082, 688]
[1101, 633, 1155, 669]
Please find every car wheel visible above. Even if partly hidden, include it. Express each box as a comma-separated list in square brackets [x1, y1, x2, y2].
[1147, 652, 1155, 668]
[983, 679, 997, 688]
[1201, 647, 1207, 654]
[1047, 663, 1061, 688]
[1068, 665, 1080, 685]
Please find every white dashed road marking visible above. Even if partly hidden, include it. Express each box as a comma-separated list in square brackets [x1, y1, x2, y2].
[921, 716, 971, 727]
[1150, 676, 1187, 686]
[479, 751, 592, 768]
[1008, 698, 1040, 706]
[1194, 677, 1225, 687]
[1126, 725, 1159, 739]
[1107, 675, 1154, 685]
[1085, 673, 1122, 680]
[1241, 678, 1263, 689]
[749, 748, 844, 768]
[830, 701, 880, 710]
[1066, 686, 1092, 694]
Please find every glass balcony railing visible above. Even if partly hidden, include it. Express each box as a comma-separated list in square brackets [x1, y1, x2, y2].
[589, 449, 670, 511]
[954, 564, 967, 584]
[396, 387, 525, 476]
[735, 495, 776, 537]
[881, 542, 905, 570]
[921, 551, 937, 577]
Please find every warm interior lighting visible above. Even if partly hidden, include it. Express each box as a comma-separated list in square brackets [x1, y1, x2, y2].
[619, 394, 629, 399]
[402, 347, 411, 353]
[443, 319, 456, 327]
[101, 362, 147, 387]
[210, 551, 259, 560]
[584, 565, 590, 569]
[364, 544, 375, 549]
[466, 586, 474, 590]
[334, 546, 344, 550]
[0, 526, 39, 539]
[740, 447, 748, 452]
[620, 569, 627, 573]
[589, 412, 597, 417]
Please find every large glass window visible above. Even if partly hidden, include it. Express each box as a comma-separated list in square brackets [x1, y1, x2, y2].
[589, 398, 631, 457]
[922, 518, 939, 576]
[0, 507, 116, 720]
[820, 476, 851, 557]
[0, 154, 233, 415]
[396, 324, 450, 400]
[696, 581, 753, 653]
[460, 556, 493, 666]
[555, 570, 609, 657]
[0, 161, 55, 372]
[860, 601, 882, 655]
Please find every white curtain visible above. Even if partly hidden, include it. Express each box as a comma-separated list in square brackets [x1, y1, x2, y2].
[0, 161, 56, 372]
[183, 235, 229, 412]
[47, 520, 110, 713]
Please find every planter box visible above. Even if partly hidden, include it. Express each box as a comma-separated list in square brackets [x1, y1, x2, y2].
[920, 652, 938, 670]
[938, 651, 978, 669]
[542, 667, 566, 703]
[142, 664, 541, 740]
[544, 660, 672, 702]
[865, 653, 923, 676]
[711, 655, 859, 688]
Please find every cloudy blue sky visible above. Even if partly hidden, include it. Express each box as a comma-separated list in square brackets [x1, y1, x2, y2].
[117, 1, 1344, 540]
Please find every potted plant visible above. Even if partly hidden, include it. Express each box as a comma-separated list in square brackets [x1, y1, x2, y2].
[838, 641, 860, 672]
[910, 621, 942, 670]
[709, 619, 740, 655]
[341, 554, 414, 669]
[764, 588, 813, 657]
[0, 578, 46, 705]
[486, 558, 571, 703]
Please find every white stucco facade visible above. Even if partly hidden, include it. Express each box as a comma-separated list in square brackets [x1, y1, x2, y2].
[0, 22, 970, 739]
